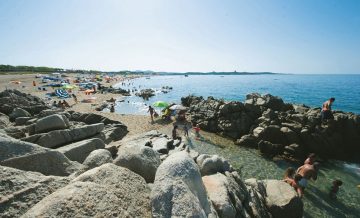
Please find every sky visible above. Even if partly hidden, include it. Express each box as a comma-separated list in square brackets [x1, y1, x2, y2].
[0, 0, 359, 74]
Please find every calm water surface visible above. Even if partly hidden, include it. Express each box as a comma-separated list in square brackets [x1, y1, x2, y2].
[113, 75, 360, 217]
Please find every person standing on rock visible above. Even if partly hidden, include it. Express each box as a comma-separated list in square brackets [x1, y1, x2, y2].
[283, 168, 304, 198]
[148, 106, 155, 123]
[296, 162, 319, 189]
[321, 97, 335, 121]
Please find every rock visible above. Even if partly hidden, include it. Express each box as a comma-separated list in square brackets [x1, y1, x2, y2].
[33, 123, 104, 148]
[38, 109, 66, 117]
[280, 126, 301, 145]
[83, 149, 113, 169]
[113, 145, 161, 183]
[235, 134, 258, 148]
[196, 154, 231, 176]
[258, 140, 283, 155]
[152, 137, 170, 154]
[0, 90, 49, 115]
[151, 151, 216, 217]
[101, 124, 128, 143]
[136, 88, 155, 99]
[264, 180, 303, 218]
[69, 112, 122, 125]
[14, 117, 32, 126]
[202, 172, 250, 218]
[0, 136, 83, 176]
[0, 112, 10, 128]
[34, 114, 70, 134]
[0, 165, 70, 218]
[56, 138, 105, 163]
[23, 164, 151, 218]
[258, 125, 287, 145]
[2, 127, 26, 139]
[9, 108, 31, 121]
[253, 126, 264, 137]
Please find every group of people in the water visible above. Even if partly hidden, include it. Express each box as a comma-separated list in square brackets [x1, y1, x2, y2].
[283, 153, 343, 199]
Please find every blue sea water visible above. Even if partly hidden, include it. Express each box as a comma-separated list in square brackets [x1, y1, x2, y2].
[113, 74, 360, 115]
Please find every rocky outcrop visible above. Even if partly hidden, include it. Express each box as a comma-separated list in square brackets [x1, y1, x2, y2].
[0, 136, 83, 176]
[182, 94, 360, 161]
[23, 164, 151, 217]
[56, 138, 105, 163]
[0, 166, 70, 218]
[0, 112, 10, 128]
[136, 88, 155, 100]
[26, 123, 104, 148]
[0, 89, 49, 115]
[83, 149, 113, 169]
[151, 151, 217, 217]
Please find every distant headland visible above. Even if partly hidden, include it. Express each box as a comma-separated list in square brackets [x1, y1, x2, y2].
[0, 64, 278, 75]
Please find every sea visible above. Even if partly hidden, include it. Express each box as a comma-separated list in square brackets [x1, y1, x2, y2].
[112, 74, 360, 218]
[113, 74, 360, 115]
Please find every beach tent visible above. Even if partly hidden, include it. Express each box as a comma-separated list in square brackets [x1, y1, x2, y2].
[55, 89, 70, 98]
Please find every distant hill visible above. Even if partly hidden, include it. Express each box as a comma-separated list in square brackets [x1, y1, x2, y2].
[0, 64, 278, 75]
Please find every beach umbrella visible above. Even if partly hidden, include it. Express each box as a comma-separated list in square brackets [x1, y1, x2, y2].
[55, 89, 70, 98]
[153, 101, 169, 108]
[169, 104, 188, 111]
[62, 84, 77, 89]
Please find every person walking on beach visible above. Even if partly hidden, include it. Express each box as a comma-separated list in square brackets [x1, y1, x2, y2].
[72, 94, 78, 104]
[148, 106, 155, 123]
[183, 123, 190, 137]
[321, 97, 335, 121]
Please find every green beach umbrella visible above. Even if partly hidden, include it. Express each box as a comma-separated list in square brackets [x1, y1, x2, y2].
[153, 101, 169, 108]
[62, 84, 77, 89]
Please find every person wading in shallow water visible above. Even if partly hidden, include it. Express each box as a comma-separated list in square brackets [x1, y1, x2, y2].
[296, 162, 320, 189]
[321, 97, 335, 121]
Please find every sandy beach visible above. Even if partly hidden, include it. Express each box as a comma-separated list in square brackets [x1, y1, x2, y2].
[0, 73, 173, 138]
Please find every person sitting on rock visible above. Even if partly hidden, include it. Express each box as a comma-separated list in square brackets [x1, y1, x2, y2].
[62, 100, 70, 108]
[296, 162, 319, 189]
[321, 97, 335, 121]
[58, 101, 65, 109]
[110, 104, 115, 113]
[304, 153, 316, 165]
[52, 101, 58, 108]
[283, 167, 304, 197]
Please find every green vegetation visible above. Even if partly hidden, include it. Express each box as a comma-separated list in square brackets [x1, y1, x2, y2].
[0, 65, 62, 72]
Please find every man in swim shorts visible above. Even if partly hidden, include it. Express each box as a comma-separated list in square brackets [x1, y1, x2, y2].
[296, 162, 319, 188]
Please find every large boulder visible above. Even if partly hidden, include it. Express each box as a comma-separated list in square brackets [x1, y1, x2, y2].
[101, 124, 128, 143]
[70, 112, 122, 125]
[83, 149, 113, 169]
[34, 114, 70, 134]
[151, 151, 216, 217]
[30, 123, 104, 148]
[258, 140, 283, 155]
[14, 117, 32, 126]
[196, 154, 231, 176]
[264, 180, 303, 218]
[202, 172, 253, 218]
[0, 136, 83, 176]
[113, 145, 160, 183]
[55, 138, 105, 163]
[9, 108, 31, 121]
[0, 166, 70, 218]
[23, 163, 151, 217]
[152, 137, 172, 154]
